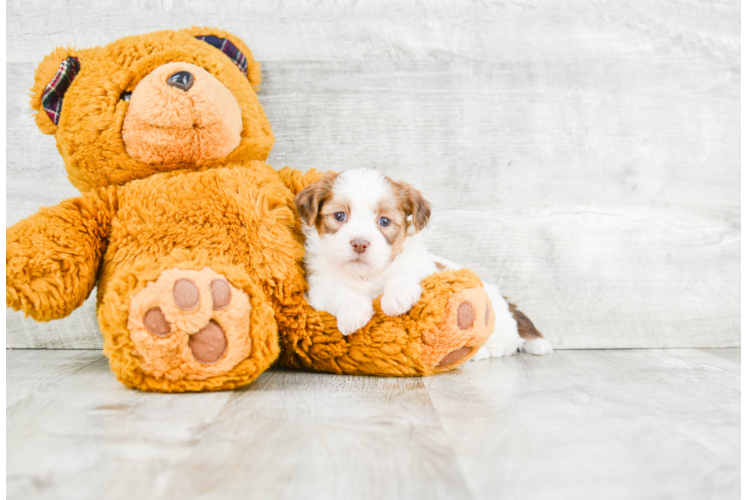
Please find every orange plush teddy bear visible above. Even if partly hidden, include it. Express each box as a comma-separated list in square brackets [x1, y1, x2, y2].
[6, 28, 523, 392]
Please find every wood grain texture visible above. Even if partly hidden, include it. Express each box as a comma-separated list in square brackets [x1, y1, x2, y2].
[7, 292, 102, 349]
[6, 349, 104, 407]
[6, 348, 740, 500]
[168, 373, 472, 500]
[424, 348, 740, 500]
[5, 0, 740, 349]
[7, 351, 234, 500]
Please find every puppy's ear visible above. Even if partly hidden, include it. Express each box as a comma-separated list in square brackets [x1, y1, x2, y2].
[294, 172, 338, 226]
[393, 181, 431, 231]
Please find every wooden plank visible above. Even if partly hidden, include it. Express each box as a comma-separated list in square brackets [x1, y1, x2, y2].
[699, 348, 741, 365]
[165, 371, 473, 500]
[423, 207, 739, 349]
[426, 349, 740, 500]
[7, 349, 739, 500]
[6, 349, 473, 500]
[6, 352, 234, 500]
[262, 59, 739, 211]
[6, 349, 104, 407]
[5, 0, 739, 65]
[6, 295, 102, 349]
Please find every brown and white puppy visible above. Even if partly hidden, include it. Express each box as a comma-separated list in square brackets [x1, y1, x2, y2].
[294, 168, 435, 335]
[294, 168, 553, 357]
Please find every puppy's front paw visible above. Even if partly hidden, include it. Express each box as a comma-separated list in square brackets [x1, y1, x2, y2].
[381, 282, 423, 317]
[336, 296, 375, 336]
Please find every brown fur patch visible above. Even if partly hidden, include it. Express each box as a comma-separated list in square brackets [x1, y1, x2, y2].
[374, 196, 408, 259]
[386, 178, 431, 232]
[435, 262, 447, 271]
[507, 301, 543, 340]
[293, 172, 339, 231]
[317, 200, 350, 235]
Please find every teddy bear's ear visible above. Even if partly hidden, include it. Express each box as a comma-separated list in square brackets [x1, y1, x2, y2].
[29, 47, 81, 135]
[183, 27, 262, 90]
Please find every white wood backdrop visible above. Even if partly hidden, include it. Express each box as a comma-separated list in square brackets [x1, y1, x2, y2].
[5, 0, 740, 349]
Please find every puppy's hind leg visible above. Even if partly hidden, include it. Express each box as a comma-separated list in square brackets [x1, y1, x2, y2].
[473, 283, 526, 359]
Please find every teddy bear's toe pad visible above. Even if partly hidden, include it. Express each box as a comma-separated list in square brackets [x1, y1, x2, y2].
[437, 346, 472, 367]
[189, 321, 228, 363]
[128, 267, 252, 380]
[422, 287, 496, 372]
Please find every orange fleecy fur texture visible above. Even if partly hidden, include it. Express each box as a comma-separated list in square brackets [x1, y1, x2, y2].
[7, 28, 496, 392]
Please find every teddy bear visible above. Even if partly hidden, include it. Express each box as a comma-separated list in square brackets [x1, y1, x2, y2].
[6, 28, 541, 392]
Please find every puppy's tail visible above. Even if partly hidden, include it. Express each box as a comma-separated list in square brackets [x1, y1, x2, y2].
[506, 301, 553, 355]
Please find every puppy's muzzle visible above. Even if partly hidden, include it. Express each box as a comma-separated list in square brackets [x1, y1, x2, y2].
[351, 239, 369, 254]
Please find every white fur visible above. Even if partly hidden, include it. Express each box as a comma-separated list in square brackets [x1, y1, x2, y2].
[523, 338, 554, 355]
[303, 168, 437, 335]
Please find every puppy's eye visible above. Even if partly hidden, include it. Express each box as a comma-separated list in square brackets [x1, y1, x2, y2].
[120, 91, 132, 102]
[379, 217, 391, 227]
[334, 212, 346, 222]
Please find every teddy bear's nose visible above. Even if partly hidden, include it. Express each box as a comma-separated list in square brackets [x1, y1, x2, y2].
[167, 71, 195, 92]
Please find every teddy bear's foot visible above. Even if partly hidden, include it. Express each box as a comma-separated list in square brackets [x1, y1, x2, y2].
[99, 251, 279, 392]
[421, 286, 495, 373]
[128, 267, 254, 380]
[279, 268, 494, 378]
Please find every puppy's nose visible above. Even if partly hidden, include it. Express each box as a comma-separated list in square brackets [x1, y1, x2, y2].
[167, 71, 195, 92]
[351, 239, 369, 254]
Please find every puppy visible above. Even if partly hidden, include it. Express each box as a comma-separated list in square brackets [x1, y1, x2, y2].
[294, 168, 437, 335]
[294, 168, 553, 358]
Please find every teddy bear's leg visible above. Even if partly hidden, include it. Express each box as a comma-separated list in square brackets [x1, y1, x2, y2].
[279, 268, 495, 376]
[98, 251, 279, 392]
[418, 285, 496, 372]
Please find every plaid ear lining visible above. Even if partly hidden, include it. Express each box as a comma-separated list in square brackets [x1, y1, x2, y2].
[194, 35, 249, 77]
[41, 56, 80, 125]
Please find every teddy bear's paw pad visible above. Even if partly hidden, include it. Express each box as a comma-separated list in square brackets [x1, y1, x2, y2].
[127, 267, 253, 380]
[422, 287, 496, 372]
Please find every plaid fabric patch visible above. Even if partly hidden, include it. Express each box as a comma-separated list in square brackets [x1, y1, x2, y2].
[41, 56, 80, 125]
[194, 35, 248, 76]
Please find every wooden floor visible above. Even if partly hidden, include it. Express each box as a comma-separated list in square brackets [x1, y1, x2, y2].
[6, 348, 739, 500]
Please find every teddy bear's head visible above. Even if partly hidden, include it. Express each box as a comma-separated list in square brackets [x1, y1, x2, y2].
[29, 28, 274, 192]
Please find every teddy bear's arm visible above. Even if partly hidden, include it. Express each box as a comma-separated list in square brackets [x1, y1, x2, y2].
[277, 167, 331, 195]
[6, 188, 117, 321]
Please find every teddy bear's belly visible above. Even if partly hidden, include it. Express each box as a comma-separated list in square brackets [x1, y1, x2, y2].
[101, 165, 306, 296]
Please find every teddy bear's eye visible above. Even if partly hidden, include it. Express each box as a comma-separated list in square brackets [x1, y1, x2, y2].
[120, 91, 132, 102]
